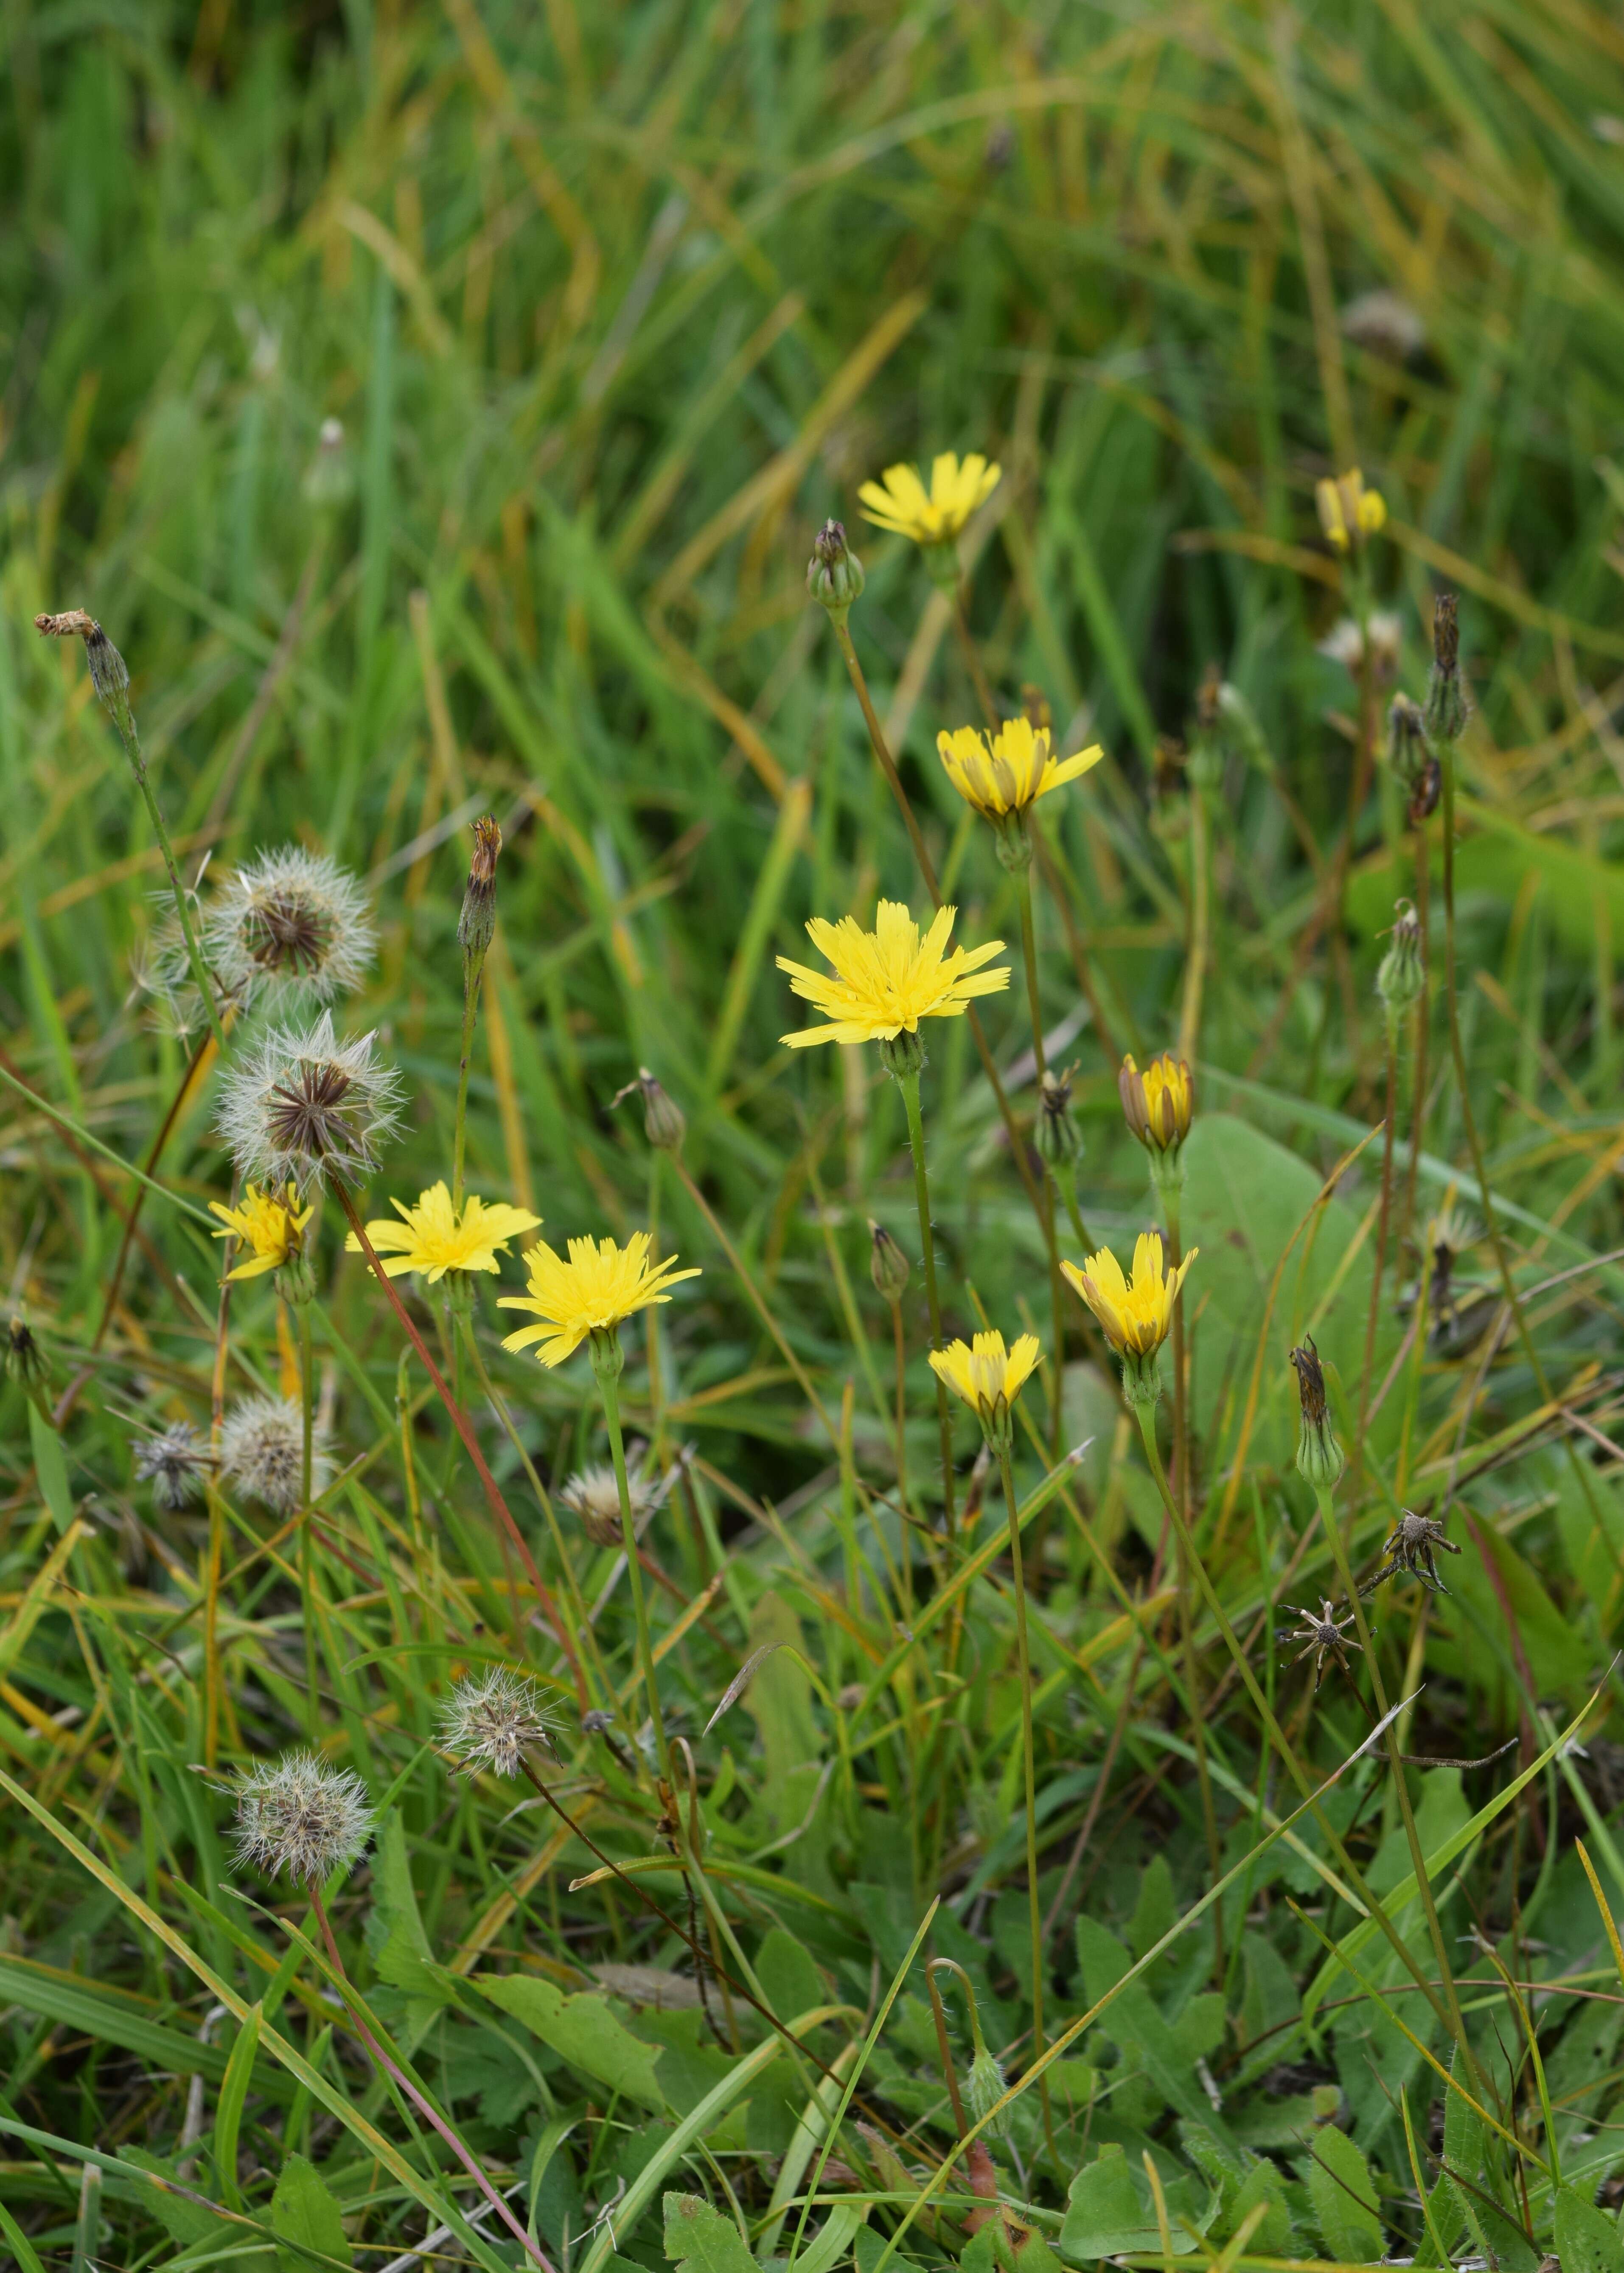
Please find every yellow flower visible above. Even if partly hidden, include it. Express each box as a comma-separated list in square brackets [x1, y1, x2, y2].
[936, 717, 1104, 823]
[1315, 468, 1387, 552]
[498, 1231, 700, 1369]
[1062, 1231, 1197, 1364]
[930, 1329, 1041, 1443]
[343, 1182, 541, 1282]
[778, 900, 1009, 1051]
[210, 1184, 314, 1281]
[1118, 1052, 1195, 1157]
[858, 452, 1001, 547]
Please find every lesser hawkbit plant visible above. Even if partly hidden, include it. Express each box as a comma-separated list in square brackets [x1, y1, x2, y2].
[156, 846, 375, 1027]
[233, 1751, 374, 1885]
[133, 1421, 212, 1511]
[439, 1669, 560, 1779]
[219, 1394, 328, 1513]
[217, 1010, 401, 1191]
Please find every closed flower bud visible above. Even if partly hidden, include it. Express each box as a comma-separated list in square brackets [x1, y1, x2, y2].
[6, 1317, 49, 1393]
[878, 1026, 927, 1083]
[612, 1068, 687, 1156]
[806, 520, 865, 622]
[1423, 591, 1468, 743]
[1376, 900, 1425, 1020]
[1385, 694, 1429, 790]
[1036, 1065, 1082, 1168]
[869, 1220, 911, 1304]
[457, 816, 502, 969]
[966, 2048, 1010, 2138]
[36, 609, 138, 762]
[1290, 1336, 1346, 1492]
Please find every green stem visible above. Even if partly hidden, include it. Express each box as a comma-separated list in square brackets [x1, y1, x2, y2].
[452, 972, 480, 1216]
[297, 1300, 318, 1739]
[134, 767, 230, 1058]
[1312, 1481, 1482, 2094]
[1131, 1399, 1463, 2052]
[1054, 1163, 1093, 1253]
[997, 1442, 1051, 2137]
[595, 1352, 669, 1783]
[898, 1070, 956, 1525]
[1018, 867, 1066, 1465]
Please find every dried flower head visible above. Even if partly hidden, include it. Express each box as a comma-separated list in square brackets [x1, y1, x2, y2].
[458, 817, 503, 969]
[560, 1449, 687, 1548]
[806, 520, 865, 620]
[1369, 1508, 1460, 1596]
[133, 1421, 213, 1511]
[35, 608, 131, 724]
[611, 1068, 687, 1156]
[1341, 288, 1425, 363]
[6, 1317, 50, 1392]
[216, 1011, 401, 1190]
[1280, 1598, 1361, 1692]
[440, 1668, 560, 1778]
[219, 1393, 329, 1513]
[1424, 591, 1468, 742]
[1290, 1336, 1346, 1492]
[149, 848, 374, 1031]
[233, 1750, 374, 1884]
[1318, 611, 1402, 685]
[1036, 1063, 1082, 1169]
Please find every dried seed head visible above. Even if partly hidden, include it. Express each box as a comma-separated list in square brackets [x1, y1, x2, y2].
[1035, 1063, 1082, 1169]
[869, 1219, 912, 1305]
[158, 848, 374, 1028]
[1424, 591, 1468, 743]
[233, 1750, 374, 1885]
[133, 1421, 213, 1511]
[559, 1459, 663, 1549]
[457, 817, 503, 969]
[1386, 693, 1430, 790]
[440, 1668, 560, 1778]
[216, 1010, 401, 1190]
[36, 609, 134, 746]
[219, 1393, 329, 1513]
[6, 1317, 50, 1392]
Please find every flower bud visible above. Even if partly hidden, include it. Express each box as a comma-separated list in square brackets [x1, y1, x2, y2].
[274, 1252, 317, 1310]
[1385, 694, 1429, 791]
[303, 417, 355, 508]
[1036, 1065, 1082, 1169]
[806, 520, 865, 623]
[869, 1220, 911, 1305]
[1376, 900, 1425, 1020]
[878, 1027, 927, 1083]
[457, 816, 502, 970]
[6, 1317, 49, 1393]
[1119, 1052, 1194, 1190]
[1423, 591, 1468, 743]
[966, 2049, 1010, 2138]
[1290, 1336, 1346, 1492]
[613, 1068, 687, 1156]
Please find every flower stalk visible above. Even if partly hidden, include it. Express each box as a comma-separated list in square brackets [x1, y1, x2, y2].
[897, 1068, 956, 1525]
[590, 1332, 670, 1783]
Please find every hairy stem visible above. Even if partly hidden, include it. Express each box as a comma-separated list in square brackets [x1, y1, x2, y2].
[997, 1443, 1051, 2138]
[1018, 867, 1066, 1463]
[595, 1357, 669, 1783]
[898, 1069, 956, 1525]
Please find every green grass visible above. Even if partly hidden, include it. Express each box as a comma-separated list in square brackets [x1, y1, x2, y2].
[8, 0, 1624, 2267]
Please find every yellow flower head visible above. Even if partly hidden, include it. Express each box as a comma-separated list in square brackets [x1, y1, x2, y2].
[858, 452, 1001, 547]
[778, 900, 1009, 1051]
[1118, 1052, 1195, 1157]
[1062, 1231, 1197, 1365]
[498, 1231, 700, 1369]
[343, 1182, 541, 1283]
[1315, 468, 1387, 552]
[936, 717, 1105, 823]
[210, 1184, 314, 1282]
[930, 1329, 1041, 1444]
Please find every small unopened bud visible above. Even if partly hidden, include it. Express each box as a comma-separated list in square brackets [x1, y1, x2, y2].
[1376, 900, 1425, 1020]
[966, 2048, 1010, 2138]
[457, 817, 502, 968]
[1290, 1336, 1346, 1492]
[613, 1068, 687, 1155]
[1423, 591, 1468, 743]
[869, 1220, 911, 1305]
[806, 520, 865, 623]
[1036, 1065, 1082, 1169]
[1386, 694, 1428, 790]
[6, 1317, 50, 1393]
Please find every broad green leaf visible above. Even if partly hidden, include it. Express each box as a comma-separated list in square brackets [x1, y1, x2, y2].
[1304, 2124, 1383, 2263]
[1224, 2161, 1293, 2254]
[271, 2153, 353, 2273]
[1073, 1920, 1231, 2136]
[1555, 2189, 1624, 2273]
[743, 1591, 824, 1837]
[962, 2217, 1065, 2273]
[662, 2191, 756, 2273]
[478, 1972, 667, 2109]
[28, 1400, 73, 1532]
[1059, 2145, 1195, 2259]
[122, 2146, 235, 2254]
[757, 1925, 824, 2021]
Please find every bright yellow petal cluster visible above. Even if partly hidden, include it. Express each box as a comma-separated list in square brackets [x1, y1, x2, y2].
[1119, 1052, 1195, 1155]
[936, 718, 1104, 822]
[210, 1184, 314, 1281]
[498, 1231, 701, 1369]
[1062, 1232, 1197, 1362]
[1315, 468, 1387, 552]
[858, 452, 1001, 546]
[344, 1182, 541, 1283]
[778, 900, 1009, 1050]
[929, 1329, 1041, 1429]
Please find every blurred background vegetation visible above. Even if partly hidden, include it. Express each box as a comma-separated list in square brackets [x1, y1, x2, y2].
[8, 0, 1624, 2265]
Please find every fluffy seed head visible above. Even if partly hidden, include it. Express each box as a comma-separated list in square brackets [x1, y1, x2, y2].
[216, 1010, 401, 1190]
[197, 847, 375, 1014]
[233, 1750, 374, 1884]
[219, 1393, 329, 1512]
[560, 1457, 674, 1547]
[440, 1668, 560, 1778]
[134, 1421, 213, 1511]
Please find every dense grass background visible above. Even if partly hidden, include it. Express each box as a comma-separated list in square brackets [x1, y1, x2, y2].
[8, 1, 1624, 2267]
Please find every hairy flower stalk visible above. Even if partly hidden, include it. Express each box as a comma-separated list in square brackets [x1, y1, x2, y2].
[454, 817, 502, 1212]
[35, 610, 229, 1055]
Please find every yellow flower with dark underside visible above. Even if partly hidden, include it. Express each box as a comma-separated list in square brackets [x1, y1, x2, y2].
[1119, 1052, 1195, 1157]
[210, 1184, 314, 1281]
[1315, 468, 1386, 552]
[859, 453, 1001, 547]
[1062, 1231, 1196, 1364]
[344, 1183, 540, 1283]
[779, 900, 1009, 1051]
[930, 1329, 1041, 1447]
[498, 1232, 700, 1369]
[936, 718, 1105, 823]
